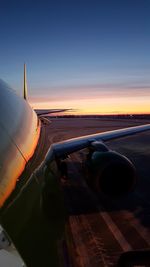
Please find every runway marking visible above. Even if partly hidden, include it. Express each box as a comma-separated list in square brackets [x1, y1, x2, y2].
[69, 155, 133, 252]
[121, 210, 150, 246]
[69, 215, 110, 267]
[99, 211, 132, 252]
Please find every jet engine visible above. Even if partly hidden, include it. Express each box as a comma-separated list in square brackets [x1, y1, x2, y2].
[84, 142, 136, 197]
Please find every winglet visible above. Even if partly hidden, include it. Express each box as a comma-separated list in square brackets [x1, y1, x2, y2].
[23, 63, 28, 101]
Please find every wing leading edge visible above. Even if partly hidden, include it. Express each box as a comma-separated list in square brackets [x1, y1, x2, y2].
[45, 123, 150, 162]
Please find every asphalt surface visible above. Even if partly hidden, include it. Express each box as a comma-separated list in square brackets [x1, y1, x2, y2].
[43, 118, 150, 267]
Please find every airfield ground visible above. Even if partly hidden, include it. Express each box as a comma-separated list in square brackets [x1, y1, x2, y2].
[43, 117, 150, 267]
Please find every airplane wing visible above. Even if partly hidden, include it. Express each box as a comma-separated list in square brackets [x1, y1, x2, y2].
[1, 72, 150, 267]
[35, 108, 71, 116]
[45, 123, 150, 161]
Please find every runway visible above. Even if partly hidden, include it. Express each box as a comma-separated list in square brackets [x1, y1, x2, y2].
[43, 117, 150, 267]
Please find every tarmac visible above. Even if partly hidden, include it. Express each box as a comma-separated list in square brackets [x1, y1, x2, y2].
[47, 118, 150, 267]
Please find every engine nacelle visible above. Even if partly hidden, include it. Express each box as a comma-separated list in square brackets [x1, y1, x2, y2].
[84, 150, 136, 197]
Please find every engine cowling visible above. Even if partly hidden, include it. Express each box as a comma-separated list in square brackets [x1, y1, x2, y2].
[84, 150, 136, 197]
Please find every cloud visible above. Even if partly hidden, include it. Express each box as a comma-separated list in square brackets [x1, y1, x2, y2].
[30, 81, 150, 104]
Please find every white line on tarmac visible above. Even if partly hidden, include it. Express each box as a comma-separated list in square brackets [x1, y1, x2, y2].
[99, 211, 132, 252]
[121, 209, 150, 246]
[70, 156, 133, 252]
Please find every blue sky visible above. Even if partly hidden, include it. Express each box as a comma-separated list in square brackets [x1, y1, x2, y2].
[0, 0, 150, 113]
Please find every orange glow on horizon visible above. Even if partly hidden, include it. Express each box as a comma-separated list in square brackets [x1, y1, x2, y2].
[31, 94, 150, 115]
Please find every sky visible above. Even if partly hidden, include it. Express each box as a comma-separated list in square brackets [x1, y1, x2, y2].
[0, 0, 150, 114]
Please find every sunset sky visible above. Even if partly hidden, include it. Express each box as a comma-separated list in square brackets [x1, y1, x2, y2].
[0, 0, 150, 114]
